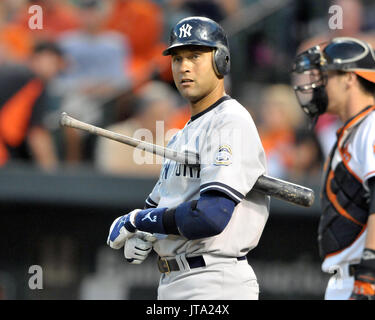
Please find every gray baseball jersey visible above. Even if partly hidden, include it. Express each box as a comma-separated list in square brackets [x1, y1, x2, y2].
[146, 95, 270, 258]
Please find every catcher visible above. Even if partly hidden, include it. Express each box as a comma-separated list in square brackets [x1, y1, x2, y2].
[292, 37, 375, 300]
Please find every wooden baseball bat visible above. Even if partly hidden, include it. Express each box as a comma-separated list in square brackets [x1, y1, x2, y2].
[60, 112, 315, 207]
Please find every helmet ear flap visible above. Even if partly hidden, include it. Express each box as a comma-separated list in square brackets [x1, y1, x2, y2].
[212, 49, 220, 77]
[212, 47, 230, 77]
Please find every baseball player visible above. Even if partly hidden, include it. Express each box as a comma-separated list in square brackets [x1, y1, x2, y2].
[292, 37, 375, 300]
[107, 16, 270, 300]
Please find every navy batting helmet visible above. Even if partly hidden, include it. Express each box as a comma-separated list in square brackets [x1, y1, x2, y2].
[162, 16, 230, 77]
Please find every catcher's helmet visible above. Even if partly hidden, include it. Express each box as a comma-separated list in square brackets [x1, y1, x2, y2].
[292, 37, 375, 119]
[322, 37, 375, 82]
[162, 16, 230, 77]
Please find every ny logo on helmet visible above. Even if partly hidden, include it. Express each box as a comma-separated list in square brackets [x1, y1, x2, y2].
[179, 24, 192, 38]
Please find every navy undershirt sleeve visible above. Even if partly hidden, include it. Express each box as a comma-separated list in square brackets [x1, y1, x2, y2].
[174, 191, 236, 239]
[134, 191, 236, 239]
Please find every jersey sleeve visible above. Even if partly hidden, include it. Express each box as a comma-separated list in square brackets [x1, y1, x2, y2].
[360, 116, 375, 188]
[145, 178, 162, 208]
[198, 111, 267, 204]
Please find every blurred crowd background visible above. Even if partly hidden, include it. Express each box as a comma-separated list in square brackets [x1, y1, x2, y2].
[1, 0, 375, 300]
[2, 0, 375, 181]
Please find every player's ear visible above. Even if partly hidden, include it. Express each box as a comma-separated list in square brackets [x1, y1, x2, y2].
[347, 72, 357, 87]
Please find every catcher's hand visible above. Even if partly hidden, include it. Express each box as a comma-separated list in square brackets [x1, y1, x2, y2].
[124, 231, 157, 265]
[350, 280, 375, 300]
[349, 249, 375, 300]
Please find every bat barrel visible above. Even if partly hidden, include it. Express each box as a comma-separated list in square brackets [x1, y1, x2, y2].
[254, 175, 315, 207]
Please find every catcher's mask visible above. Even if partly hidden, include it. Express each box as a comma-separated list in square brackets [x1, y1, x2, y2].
[292, 37, 375, 123]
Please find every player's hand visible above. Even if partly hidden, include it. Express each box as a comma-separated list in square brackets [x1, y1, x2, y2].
[349, 249, 375, 300]
[350, 280, 375, 300]
[107, 209, 141, 249]
[124, 231, 157, 264]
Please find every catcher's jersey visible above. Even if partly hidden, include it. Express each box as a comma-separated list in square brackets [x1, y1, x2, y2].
[322, 106, 375, 273]
[146, 95, 270, 258]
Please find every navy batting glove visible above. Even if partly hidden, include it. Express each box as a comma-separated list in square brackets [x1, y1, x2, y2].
[135, 207, 168, 234]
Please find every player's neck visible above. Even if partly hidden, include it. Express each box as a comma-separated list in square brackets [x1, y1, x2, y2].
[339, 92, 375, 122]
[190, 82, 225, 117]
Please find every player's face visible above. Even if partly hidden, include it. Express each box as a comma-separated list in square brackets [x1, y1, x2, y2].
[171, 46, 220, 103]
[325, 71, 348, 114]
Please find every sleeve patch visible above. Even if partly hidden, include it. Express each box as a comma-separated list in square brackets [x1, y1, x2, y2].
[214, 145, 232, 166]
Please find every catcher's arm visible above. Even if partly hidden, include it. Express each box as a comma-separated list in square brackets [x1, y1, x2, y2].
[350, 177, 375, 300]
